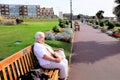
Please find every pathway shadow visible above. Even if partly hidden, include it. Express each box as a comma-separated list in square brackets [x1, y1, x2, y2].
[71, 41, 120, 64]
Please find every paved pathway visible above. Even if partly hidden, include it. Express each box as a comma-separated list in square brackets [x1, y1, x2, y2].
[68, 22, 120, 80]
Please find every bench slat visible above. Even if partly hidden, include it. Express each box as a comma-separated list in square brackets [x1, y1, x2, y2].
[27, 52, 34, 69]
[7, 66, 13, 80]
[21, 57, 27, 74]
[23, 55, 29, 72]
[14, 61, 20, 78]
[18, 59, 24, 75]
[25, 53, 31, 71]
[0, 75, 1, 80]
[47, 70, 54, 77]
[11, 63, 17, 80]
[2, 69, 7, 80]
[44, 69, 59, 80]
[51, 69, 59, 80]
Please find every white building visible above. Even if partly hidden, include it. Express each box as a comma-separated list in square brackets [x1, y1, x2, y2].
[59, 11, 63, 19]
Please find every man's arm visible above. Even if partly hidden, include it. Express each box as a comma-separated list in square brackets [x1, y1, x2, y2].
[43, 54, 62, 63]
[54, 52, 64, 59]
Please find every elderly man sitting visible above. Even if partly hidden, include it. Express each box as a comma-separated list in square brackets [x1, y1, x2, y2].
[33, 32, 68, 80]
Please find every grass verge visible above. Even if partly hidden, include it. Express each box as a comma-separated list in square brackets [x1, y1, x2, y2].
[0, 19, 71, 60]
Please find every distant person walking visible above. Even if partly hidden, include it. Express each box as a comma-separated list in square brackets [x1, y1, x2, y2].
[74, 21, 80, 31]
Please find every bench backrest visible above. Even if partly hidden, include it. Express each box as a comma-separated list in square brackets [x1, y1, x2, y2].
[0, 45, 38, 80]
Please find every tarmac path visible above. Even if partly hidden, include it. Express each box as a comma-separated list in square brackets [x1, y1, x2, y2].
[68, 22, 120, 80]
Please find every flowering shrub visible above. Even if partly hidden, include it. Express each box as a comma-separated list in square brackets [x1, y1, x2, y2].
[55, 33, 63, 40]
[1, 19, 16, 25]
[45, 28, 74, 43]
[45, 19, 73, 43]
[52, 26, 60, 32]
[45, 31, 55, 40]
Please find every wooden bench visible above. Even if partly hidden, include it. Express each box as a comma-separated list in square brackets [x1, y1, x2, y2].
[0, 45, 59, 80]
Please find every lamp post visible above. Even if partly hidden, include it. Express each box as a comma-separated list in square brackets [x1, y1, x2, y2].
[70, 0, 72, 28]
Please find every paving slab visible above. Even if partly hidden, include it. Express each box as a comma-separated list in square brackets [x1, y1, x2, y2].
[68, 22, 120, 80]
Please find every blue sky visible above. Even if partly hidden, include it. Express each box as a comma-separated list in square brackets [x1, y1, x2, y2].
[0, 0, 116, 17]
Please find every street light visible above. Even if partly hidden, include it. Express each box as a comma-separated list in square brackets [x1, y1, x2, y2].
[70, 0, 72, 28]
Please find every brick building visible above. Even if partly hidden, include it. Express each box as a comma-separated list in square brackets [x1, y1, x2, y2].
[0, 4, 54, 18]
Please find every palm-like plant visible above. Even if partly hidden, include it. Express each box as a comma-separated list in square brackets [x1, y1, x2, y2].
[96, 10, 104, 21]
[115, 0, 120, 4]
[113, 0, 120, 21]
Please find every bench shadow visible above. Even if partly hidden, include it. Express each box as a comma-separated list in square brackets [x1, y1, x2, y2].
[71, 41, 120, 64]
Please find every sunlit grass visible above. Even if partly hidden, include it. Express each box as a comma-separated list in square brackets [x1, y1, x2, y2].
[0, 19, 71, 60]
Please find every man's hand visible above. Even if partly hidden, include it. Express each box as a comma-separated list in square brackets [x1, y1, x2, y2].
[54, 58, 62, 63]
[53, 52, 64, 60]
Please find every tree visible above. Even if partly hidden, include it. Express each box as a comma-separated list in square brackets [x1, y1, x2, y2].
[113, 0, 120, 21]
[96, 10, 104, 20]
[77, 14, 81, 19]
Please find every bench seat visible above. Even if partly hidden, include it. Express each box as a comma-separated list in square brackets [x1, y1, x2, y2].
[0, 45, 59, 80]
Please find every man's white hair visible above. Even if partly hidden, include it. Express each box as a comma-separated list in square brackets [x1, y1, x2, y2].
[35, 32, 45, 39]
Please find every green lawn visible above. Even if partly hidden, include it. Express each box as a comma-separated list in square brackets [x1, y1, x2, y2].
[0, 19, 71, 60]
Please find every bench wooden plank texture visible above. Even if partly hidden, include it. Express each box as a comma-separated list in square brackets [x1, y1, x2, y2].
[0, 45, 59, 80]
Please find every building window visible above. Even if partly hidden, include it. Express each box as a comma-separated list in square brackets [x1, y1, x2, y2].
[6, 12, 9, 14]
[27, 5, 37, 17]
[9, 5, 19, 17]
